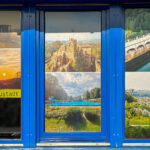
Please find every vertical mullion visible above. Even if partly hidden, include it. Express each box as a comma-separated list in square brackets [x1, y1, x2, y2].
[109, 5, 124, 147]
[101, 10, 108, 139]
[22, 7, 30, 147]
[29, 6, 36, 148]
[106, 9, 110, 142]
[116, 7, 124, 147]
[109, 6, 117, 147]
[39, 10, 45, 138]
[36, 10, 40, 144]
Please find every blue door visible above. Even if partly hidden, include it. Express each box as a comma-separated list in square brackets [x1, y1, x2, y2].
[37, 9, 108, 143]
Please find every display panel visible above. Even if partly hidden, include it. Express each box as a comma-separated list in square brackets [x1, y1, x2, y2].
[0, 11, 21, 139]
[45, 12, 101, 132]
[125, 9, 150, 139]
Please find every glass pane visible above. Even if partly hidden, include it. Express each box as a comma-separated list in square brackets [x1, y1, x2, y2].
[0, 11, 21, 139]
[45, 12, 101, 132]
[125, 9, 150, 139]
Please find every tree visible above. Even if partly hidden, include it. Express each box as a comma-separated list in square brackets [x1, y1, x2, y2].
[125, 92, 136, 103]
[90, 88, 101, 99]
[76, 96, 82, 101]
[69, 96, 74, 101]
[83, 90, 90, 100]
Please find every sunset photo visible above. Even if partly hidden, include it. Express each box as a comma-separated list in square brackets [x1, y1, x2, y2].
[0, 48, 20, 79]
[0, 33, 21, 89]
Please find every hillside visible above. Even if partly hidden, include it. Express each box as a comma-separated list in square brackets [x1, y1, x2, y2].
[45, 39, 101, 72]
[125, 9, 150, 40]
[126, 89, 150, 97]
[0, 78, 21, 89]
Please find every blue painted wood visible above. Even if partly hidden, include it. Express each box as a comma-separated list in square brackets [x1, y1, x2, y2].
[109, 12, 117, 148]
[29, 6, 37, 148]
[0, 140, 22, 144]
[36, 10, 40, 144]
[125, 139, 150, 143]
[1, 146, 150, 150]
[21, 7, 30, 147]
[38, 9, 107, 142]
[115, 6, 124, 148]
[1, 3, 150, 148]
[109, 5, 124, 147]
[39, 10, 45, 141]
[105, 9, 110, 143]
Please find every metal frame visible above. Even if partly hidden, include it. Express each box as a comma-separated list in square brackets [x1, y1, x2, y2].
[37, 7, 109, 143]
[105, 6, 124, 147]
[0, 2, 150, 148]
[0, 6, 37, 148]
[34, 4, 150, 148]
[122, 5, 150, 144]
[0, 7, 27, 146]
[21, 6, 37, 147]
[21, 7, 30, 147]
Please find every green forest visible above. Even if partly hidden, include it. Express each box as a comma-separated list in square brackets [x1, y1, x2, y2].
[76, 88, 101, 102]
[126, 9, 150, 40]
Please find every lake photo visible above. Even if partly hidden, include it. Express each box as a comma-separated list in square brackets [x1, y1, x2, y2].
[125, 72, 150, 139]
[45, 72, 101, 132]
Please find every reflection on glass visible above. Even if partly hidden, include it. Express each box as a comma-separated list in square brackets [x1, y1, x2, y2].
[45, 12, 101, 132]
[0, 11, 21, 139]
[125, 9, 150, 139]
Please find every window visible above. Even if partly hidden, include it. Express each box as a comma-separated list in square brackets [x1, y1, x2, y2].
[0, 11, 21, 139]
[44, 12, 102, 133]
[125, 8, 150, 139]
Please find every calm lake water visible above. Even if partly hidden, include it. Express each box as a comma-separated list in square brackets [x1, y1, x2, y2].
[47, 101, 101, 106]
[137, 62, 150, 72]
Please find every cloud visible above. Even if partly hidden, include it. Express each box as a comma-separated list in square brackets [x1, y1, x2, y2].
[0, 49, 20, 67]
[46, 32, 101, 42]
[126, 72, 150, 90]
[49, 72, 101, 97]
[0, 49, 20, 79]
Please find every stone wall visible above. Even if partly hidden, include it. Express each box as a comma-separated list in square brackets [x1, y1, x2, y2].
[125, 50, 150, 71]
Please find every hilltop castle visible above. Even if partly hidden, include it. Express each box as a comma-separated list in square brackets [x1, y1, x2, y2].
[45, 38, 100, 72]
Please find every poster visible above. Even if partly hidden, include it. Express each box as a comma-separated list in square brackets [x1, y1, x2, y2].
[125, 9, 150, 139]
[45, 12, 102, 132]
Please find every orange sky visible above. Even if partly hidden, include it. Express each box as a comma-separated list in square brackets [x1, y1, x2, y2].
[0, 49, 21, 80]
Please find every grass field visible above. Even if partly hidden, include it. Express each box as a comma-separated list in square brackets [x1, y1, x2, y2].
[125, 100, 150, 139]
[45, 106, 101, 132]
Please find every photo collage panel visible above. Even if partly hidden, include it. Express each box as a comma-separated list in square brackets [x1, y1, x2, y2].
[44, 12, 102, 132]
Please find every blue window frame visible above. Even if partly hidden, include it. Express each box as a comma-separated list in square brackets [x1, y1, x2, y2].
[0, 7, 30, 147]
[36, 7, 109, 143]
[35, 4, 150, 147]
[123, 5, 150, 144]
[0, 3, 150, 148]
[0, 9, 22, 144]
